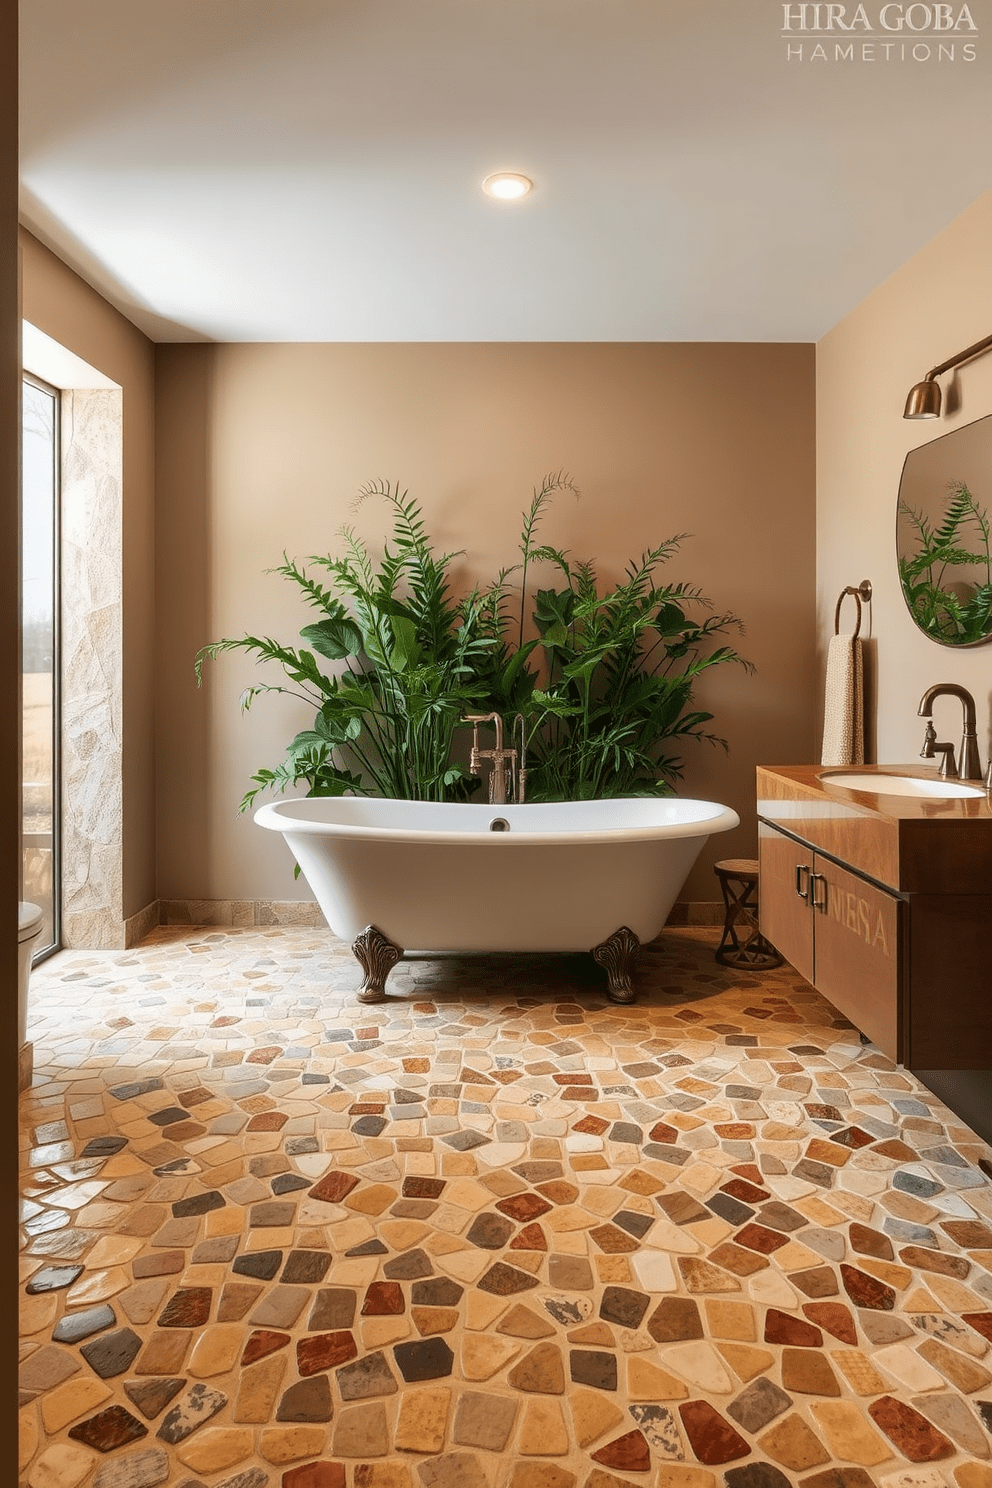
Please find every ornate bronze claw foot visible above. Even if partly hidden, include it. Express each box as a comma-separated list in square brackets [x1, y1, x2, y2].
[352, 924, 403, 1003]
[591, 926, 641, 1004]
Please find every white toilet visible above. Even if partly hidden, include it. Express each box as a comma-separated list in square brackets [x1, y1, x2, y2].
[18, 902, 43, 1092]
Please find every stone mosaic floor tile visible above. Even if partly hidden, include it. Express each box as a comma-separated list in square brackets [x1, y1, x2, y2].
[18, 925, 992, 1486]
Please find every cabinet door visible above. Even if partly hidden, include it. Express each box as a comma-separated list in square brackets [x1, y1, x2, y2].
[758, 822, 814, 984]
[812, 854, 901, 1062]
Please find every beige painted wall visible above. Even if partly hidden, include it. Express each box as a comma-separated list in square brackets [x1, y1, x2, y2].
[20, 230, 157, 918]
[157, 341, 816, 905]
[817, 191, 992, 767]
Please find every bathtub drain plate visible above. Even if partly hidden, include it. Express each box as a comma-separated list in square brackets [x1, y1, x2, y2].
[489, 817, 510, 832]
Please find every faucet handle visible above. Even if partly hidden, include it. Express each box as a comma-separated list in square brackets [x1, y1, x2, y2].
[920, 721, 937, 759]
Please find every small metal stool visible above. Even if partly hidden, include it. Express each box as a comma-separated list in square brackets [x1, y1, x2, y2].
[713, 858, 782, 970]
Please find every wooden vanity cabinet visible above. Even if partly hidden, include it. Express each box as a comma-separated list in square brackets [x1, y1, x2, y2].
[757, 822, 814, 984]
[758, 822, 902, 1061]
[756, 765, 992, 1070]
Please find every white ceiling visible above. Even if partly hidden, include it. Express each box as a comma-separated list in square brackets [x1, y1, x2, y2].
[19, 0, 992, 343]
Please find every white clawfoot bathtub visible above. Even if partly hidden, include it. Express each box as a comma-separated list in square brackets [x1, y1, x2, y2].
[255, 796, 739, 1003]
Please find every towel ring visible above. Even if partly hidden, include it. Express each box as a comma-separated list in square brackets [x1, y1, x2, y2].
[834, 580, 872, 639]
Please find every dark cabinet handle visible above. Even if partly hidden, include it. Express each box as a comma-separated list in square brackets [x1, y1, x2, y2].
[811, 872, 827, 912]
[795, 863, 811, 901]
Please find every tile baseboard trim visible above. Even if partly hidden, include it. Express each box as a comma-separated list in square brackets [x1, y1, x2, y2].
[142, 897, 722, 933]
[124, 899, 161, 947]
[158, 898, 328, 928]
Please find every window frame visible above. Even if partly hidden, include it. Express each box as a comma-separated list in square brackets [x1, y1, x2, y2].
[21, 370, 62, 961]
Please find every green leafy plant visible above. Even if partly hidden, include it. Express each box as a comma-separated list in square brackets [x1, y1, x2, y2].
[195, 481, 494, 810]
[481, 483, 752, 799]
[898, 480, 992, 645]
[196, 474, 752, 810]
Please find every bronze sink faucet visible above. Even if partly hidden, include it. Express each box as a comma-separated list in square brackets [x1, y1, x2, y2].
[917, 683, 984, 782]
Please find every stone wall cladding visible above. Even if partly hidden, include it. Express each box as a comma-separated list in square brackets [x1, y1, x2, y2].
[60, 388, 124, 949]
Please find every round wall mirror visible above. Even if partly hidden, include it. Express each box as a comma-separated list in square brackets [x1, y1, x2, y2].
[897, 413, 992, 647]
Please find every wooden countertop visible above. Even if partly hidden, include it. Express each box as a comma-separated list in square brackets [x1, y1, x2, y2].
[756, 763, 992, 894]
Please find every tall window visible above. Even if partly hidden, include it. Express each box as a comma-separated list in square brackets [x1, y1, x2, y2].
[21, 375, 60, 957]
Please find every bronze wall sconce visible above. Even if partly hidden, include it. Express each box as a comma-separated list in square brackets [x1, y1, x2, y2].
[904, 330, 992, 418]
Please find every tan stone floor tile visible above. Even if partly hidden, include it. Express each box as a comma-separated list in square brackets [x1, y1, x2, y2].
[205, 1204, 247, 1236]
[679, 1161, 723, 1193]
[205, 1160, 244, 1187]
[234, 1354, 288, 1421]
[691, 1216, 737, 1247]
[518, 1398, 569, 1454]
[82, 1235, 145, 1267]
[930, 1273, 987, 1312]
[175, 1425, 254, 1473]
[410, 1309, 458, 1345]
[427, 1205, 474, 1236]
[663, 1340, 734, 1393]
[553, 1231, 591, 1257]
[626, 1356, 688, 1400]
[334, 1400, 391, 1456]
[579, 1188, 625, 1218]
[379, 1220, 431, 1249]
[655, 1467, 717, 1488]
[363, 1317, 412, 1348]
[329, 1257, 382, 1286]
[642, 1219, 701, 1254]
[40, 1377, 114, 1433]
[404, 1152, 438, 1177]
[901, 1286, 944, 1312]
[465, 1292, 510, 1331]
[569, 1387, 626, 1447]
[442, 1153, 479, 1177]
[774, 1239, 827, 1271]
[260, 1425, 328, 1462]
[424, 1232, 470, 1259]
[135, 1328, 192, 1375]
[716, 1342, 776, 1381]
[758, 1412, 831, 1470]
[511, 1252, 545, 1275]
[395, 1387, 451, 1453]
[74, 1200, 129, 1228]
[188, 1322, 246, 1377]
[825, 1190, 874, 1222]
[18, 1405, 38, 1474]
[193, 1140, 244, 1167]
[436, 1180, 491, 1212]
[19, 1294, 59, 1335]
[957, 1467, 992, 1488]
[917, 1337, 992, 1392]
[182, 1263, 232, 1286]
[461, 1334, 522, 1380]
[26, 1441, 96, 1488]
[748, 1269, 800, 1308]
[704, 1299, 756, 1340]
[327, 1217, 378, 1249]
[436, 1250, 491, 1284]
[245, 1225, 296, 1250]
[831, 1348, 891, 1395]
[859, 1256, 913, 1289]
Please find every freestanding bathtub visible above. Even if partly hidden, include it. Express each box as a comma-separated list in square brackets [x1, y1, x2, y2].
[254, 795, 740, 1004]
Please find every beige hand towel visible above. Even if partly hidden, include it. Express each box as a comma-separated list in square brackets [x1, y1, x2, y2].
[821, 632, 864, 766]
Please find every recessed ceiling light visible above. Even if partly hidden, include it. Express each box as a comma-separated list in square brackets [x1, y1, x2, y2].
[482, 172, 533, 201]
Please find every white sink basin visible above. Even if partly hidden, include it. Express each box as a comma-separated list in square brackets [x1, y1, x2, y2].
[822, 772, 984, 799]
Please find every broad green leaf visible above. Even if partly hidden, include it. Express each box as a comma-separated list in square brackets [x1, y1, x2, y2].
[300, 616, 364, 659]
